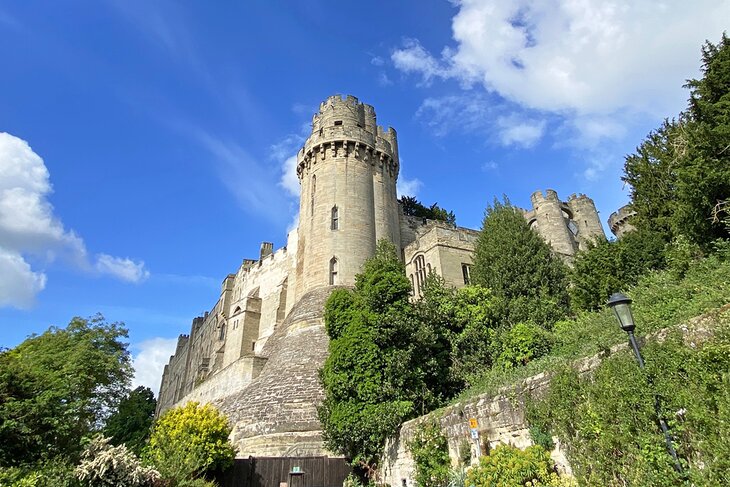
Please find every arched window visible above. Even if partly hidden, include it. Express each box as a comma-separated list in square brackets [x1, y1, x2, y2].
[329, 257, 338, 285]
[415, 255, 426, 296]
[218, 323, 226, 341]
[331, 206, 339, 230]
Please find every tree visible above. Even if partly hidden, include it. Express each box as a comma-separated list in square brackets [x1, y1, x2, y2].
[104, 386, 157, 455]
[624, 34, 730, 249]
[471, 198, 570, 328]
[570, 229, 667, 311]
[318, 241, 445, 477]
[415, 276, 502, 387]
[399, 196, 456, 225]
[0, 315, 132, 466]
[144, 402, 235, 486]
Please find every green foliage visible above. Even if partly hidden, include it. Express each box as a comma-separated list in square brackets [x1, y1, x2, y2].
[399, 196, 456, 225]
[0, 315, 132, 466]
[570, 229, 667, 311]
[0, 458, 79, 487]
[320, 241, 459, 475]
[103, 386, 156, 455]
[472, 198, 570, 328]
[527, 317, 730, 486]
[416, 276, 501, 388]
[494, 322, 553, 369]
[407, 420, 451, 487]
[624, 34, 730, 250]
[144, 402, 235, 485]
[74, 435, 159, 486]
[464, 444, 560, 487]
[457, 254, 730, 402]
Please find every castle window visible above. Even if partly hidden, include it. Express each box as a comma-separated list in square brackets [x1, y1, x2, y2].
[462, 263, 471, 285]
[329, 257, 338, 285]
[251, 341, 256, 351]
[410, 274, 415, 295]
[331, 206, 339, 230]
[568, 220, 579, 236]
[334, 120, 343, 126]
[219, 323, 226, 341]
[415, 255, 426, 296]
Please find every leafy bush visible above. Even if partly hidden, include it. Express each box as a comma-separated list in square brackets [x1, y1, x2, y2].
[570, 229, 667, 312]
[494, 322, 554, 369]
[75, 435, 159, 486]
[527, 311, 730, 486]
[144, 402, 235, 485]
[464, 444, 561, 487]
[407, 420, 451, 487]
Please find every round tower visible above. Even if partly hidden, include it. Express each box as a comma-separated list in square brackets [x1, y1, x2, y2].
[294, 95, 400, 299]
[530, 189, 576, 258]
[566, 194, 606, 250]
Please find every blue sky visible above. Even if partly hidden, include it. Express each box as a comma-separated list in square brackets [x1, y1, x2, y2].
[1, 0, 727, 392]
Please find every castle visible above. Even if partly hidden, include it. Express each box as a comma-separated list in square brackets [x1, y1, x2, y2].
[156, 95, 607, 457]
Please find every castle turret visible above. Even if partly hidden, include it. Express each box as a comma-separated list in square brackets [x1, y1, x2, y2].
[608, 204, 637, 239]
[529, 189, 577, 259]
[295, 95, 400, 299]
[566, 193, 606, 250]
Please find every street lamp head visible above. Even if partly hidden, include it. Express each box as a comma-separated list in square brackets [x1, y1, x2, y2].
[607, 292, 635, 332]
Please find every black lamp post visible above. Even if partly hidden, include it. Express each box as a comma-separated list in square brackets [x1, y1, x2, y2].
[606, 293, 683, 473]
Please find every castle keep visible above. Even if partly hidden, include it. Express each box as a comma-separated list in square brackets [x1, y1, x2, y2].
[156, 95, 607, 457]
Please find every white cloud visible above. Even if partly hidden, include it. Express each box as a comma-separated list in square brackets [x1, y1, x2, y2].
[395, 1, 729, 117]
[397, 175, 423, 198]
[482, 160, 498, 171]
[95, 254, 150, 283]
[0, 247, 46, 309]
[131, 337, 178, 394]
[496, 116, 546, 148]
[391, 1, 729, 179]
[0, 132, 149, 308]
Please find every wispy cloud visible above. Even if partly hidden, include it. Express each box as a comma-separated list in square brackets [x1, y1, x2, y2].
[95, 254, 150, 283]
[0, 133, 149, 308]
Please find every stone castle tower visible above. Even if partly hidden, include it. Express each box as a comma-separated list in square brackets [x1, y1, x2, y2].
[524, 190, 604, 260]
[155, 94, 607, 459]
[295, 95, 401, 299]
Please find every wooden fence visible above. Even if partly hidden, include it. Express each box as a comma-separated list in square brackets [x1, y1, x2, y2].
[216, 456, 352, 487]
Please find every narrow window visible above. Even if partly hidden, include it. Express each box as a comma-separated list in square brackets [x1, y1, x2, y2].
[334, 120, 343, 126]
[331, 206, 339, 230]
[409, 274, 415, 295]
[329, 257, 338, 285]
[415, 255, 426, 296]
[251, 341, 256, 351]
[311, 175, 316, 217]
[219, 323, 226, 341]
[462, 264, 471, 285]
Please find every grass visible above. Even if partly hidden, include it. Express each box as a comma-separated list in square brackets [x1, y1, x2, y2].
[452, 254, 730, 403]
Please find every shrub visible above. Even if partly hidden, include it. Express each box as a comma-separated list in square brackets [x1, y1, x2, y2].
[407, 420, 451, 487]
[494, 322, 554, 369]
[144, 402, 235, 485]
[465, 444, 558, 487]
[75, 435, 159, 486]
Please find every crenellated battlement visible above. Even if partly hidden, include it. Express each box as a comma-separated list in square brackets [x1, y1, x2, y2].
[299, 94, 399, 181]
[608, 204, 637, 238]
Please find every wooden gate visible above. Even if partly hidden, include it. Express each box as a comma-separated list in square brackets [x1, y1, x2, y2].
[217, 456, 351, 487]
